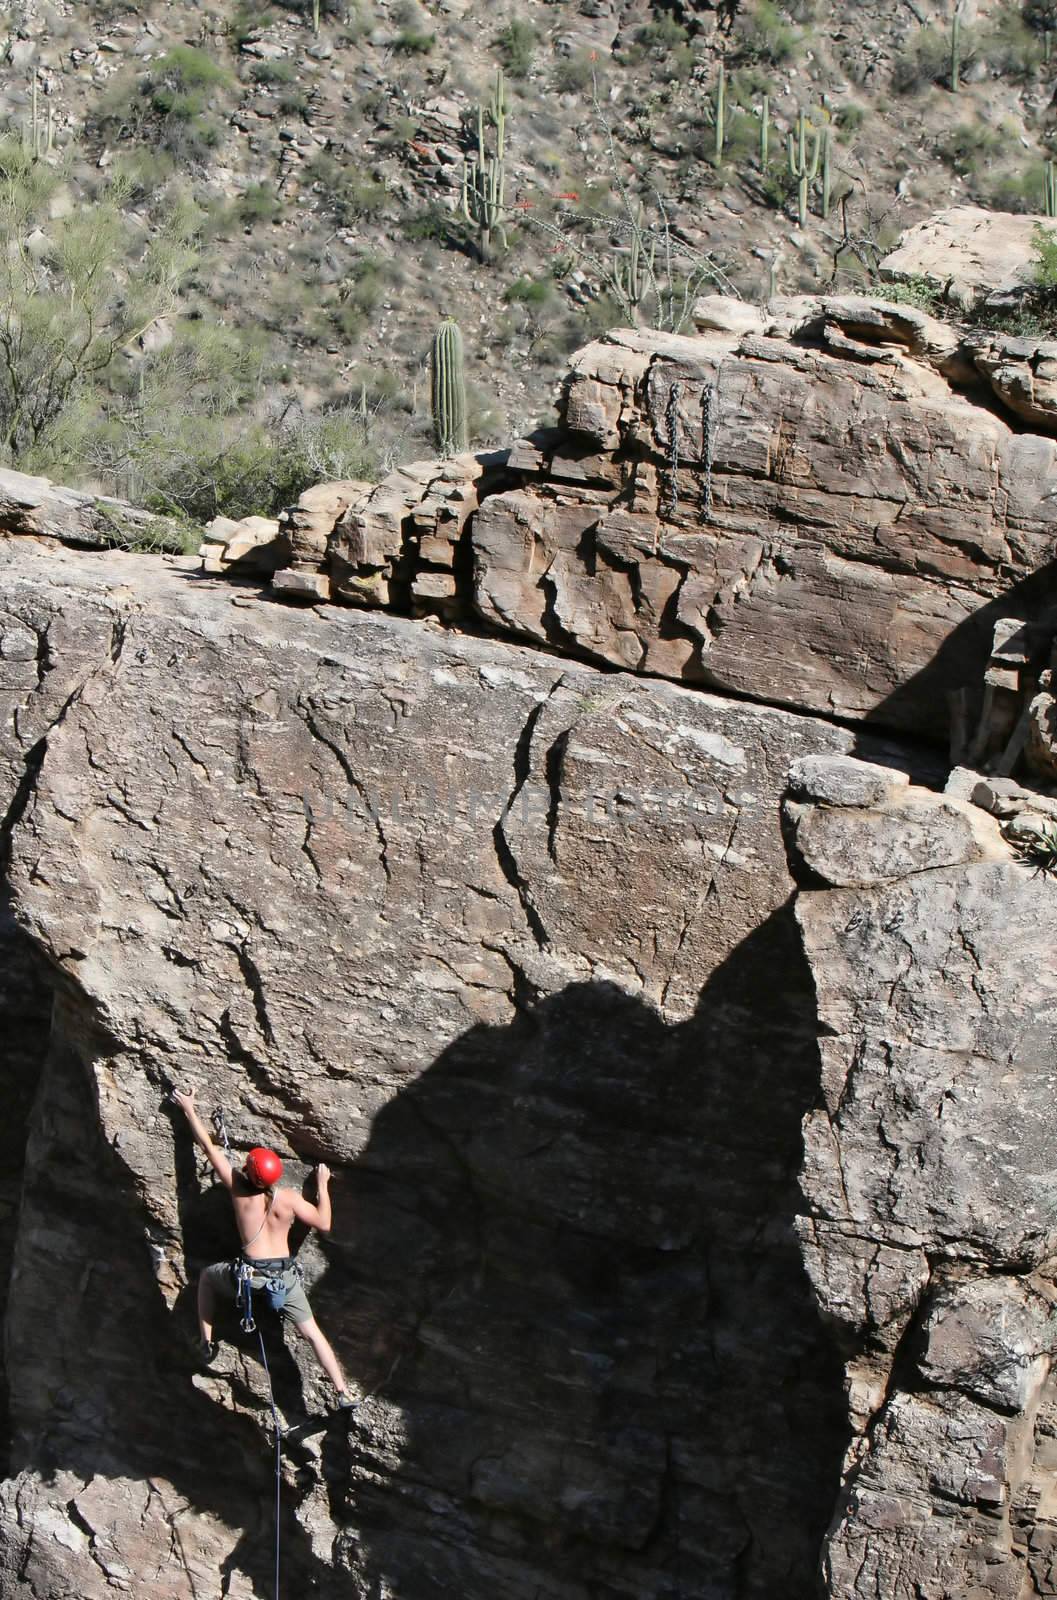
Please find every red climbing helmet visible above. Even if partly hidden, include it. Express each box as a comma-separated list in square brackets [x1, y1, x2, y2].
[244, 1147, 283, 1188]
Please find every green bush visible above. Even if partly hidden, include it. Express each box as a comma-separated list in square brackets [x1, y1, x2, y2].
[834, 102, 865, 135]
[237, 182, 282, 225]
[892, 23, 974, 92]
[735, 0, 799, 64]
[985, 7, 1044, 76]
[982, 161, 1046, 212]
[393, 28, 435, 52]
[876, 274, 944, 314]
[935, 120, 1002, 175]
[496, 18, 537, 77]
[636, 16, 689, 50]
[553, 50, 597, 93]
[401, 203, 454, 242]
[250, 58, 298, 85]
[97, 47, 233, 165]
[504, 274, 554, 305]
[304, 152, 387, 222]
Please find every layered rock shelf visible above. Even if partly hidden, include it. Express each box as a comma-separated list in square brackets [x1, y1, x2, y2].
[3, 299, 1057, 1600]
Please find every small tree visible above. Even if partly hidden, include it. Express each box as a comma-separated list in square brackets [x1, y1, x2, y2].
[0, 140, 197, 466]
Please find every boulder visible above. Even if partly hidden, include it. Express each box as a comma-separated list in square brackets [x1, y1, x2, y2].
[878, 204, 1049, 307]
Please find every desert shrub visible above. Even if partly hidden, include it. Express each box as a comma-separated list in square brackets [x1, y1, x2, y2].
[237, 181, 282, 224]
[735, 0, 799, 64]
[935, 119, 1003, 175]
[875, 274, 944, 313]
[401, 203, 455, 242]
[981, 161, 1047, 212]
[393, 28, 435, 52]
[637, 15, 689, 50]
[892, 23, 975, 92]
[250, 58, 298, 85]
[97, 46, 234, 165]
[0, 140, 199, 466]
[504, 274, 554, 305]
[985, 6, 1044, 75]
[834, 102, 865, 135]
[496, 18, 537, 77]
[304, 152, 387, 222]
[553, 49, 597, 93]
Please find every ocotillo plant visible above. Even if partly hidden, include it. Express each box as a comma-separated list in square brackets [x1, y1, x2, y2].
[462, 67, 508, 259]
[431, 318, 468, 457]
[787, 109, 820, 226]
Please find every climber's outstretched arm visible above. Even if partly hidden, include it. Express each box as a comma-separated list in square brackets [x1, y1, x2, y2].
[289, 1164, 333, 1233]
[172, 1087, 234, 1188]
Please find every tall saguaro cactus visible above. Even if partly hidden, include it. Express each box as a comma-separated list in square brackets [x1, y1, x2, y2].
[950, 9, 961, 91]
[462, 67, 508, 260]
[713, 61, 726, 164]
[758, 92, 770, 170]
[431, 318, 468, 458]
[787, 109, 821, 227]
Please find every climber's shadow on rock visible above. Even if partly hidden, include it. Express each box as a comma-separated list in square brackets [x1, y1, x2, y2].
[314, 901, 849, 1600]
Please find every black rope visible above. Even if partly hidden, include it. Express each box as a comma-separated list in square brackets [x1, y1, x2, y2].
[257, 1323, 283, 1600]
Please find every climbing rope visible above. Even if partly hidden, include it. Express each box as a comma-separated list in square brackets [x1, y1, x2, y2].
[256, 1321, 283, 1600]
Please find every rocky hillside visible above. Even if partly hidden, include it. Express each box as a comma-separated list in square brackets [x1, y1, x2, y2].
[3, 0, 1057, 519]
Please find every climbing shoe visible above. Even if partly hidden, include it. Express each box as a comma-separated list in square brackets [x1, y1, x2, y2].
[333, 1393, 358, 1414]
[199, 1339, 219, 1366]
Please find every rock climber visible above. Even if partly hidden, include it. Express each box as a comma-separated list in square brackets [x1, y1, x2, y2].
[172, 1087, 356, 1410]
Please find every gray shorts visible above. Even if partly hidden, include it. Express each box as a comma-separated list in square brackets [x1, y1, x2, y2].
[202, 1256, 313, 1327]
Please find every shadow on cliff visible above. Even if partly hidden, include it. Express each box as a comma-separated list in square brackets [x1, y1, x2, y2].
[3, 901, 848, 1600]
[305, 902, 849, 1600]
[854, 556, 1057, 760]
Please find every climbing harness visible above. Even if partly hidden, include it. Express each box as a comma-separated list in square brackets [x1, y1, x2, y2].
[233, 1255, 306, 1334]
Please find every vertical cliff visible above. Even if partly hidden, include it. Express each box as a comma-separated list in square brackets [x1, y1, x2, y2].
[2, 301, 1057, 1600]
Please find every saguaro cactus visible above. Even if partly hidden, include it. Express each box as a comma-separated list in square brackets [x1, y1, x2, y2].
[431, 318, 468, 457]
[461, 67, 508, 259]
[787, 109, 820, 226]
[22, 77, 54, 160]
[946, 9, 959, 90]
[758, 91, 770, 170]
[614, 201, 656, 313]
[1046, 158, 1057, 218]
[713, 60, 726, 164]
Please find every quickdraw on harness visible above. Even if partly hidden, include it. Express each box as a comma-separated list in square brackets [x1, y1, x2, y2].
[232, 1256, 305, 1335]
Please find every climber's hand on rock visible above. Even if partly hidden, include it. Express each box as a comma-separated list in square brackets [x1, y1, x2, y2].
[171, 1086, 196, 1113]
[316, 1163, 331, 1186]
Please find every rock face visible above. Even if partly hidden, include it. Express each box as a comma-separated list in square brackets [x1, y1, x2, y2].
[5, 304, 1057, 1600]
[0, 534, 878, 1600]
[789, 755, 1057, 1600]
[192, 297, 1057, 755]
[878, 204, 1049, 308]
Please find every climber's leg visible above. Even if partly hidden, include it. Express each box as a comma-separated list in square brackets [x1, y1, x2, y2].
[198, 1271, 216, 1343]
[294, 1315, 350, 1395]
